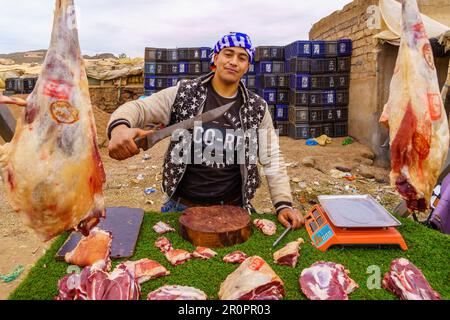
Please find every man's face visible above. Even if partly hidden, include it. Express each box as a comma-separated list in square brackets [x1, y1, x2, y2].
[214, 47, 250, 84]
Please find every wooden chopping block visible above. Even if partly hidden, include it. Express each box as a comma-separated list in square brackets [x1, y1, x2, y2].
[179, 205, 252, 248]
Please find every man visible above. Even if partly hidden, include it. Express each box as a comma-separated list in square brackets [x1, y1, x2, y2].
[107, 32, 304, 229]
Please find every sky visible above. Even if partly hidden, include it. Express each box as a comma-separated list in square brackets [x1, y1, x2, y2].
[0, 0, 353, 57]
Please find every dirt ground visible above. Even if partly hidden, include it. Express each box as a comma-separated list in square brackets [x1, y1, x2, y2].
[0, 96, 407, 300]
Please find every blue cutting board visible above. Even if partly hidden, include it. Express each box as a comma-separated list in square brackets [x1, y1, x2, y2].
[55, 207, 144, 260]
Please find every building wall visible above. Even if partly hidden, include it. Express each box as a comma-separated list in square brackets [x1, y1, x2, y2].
[89, 85, 144, 113]
[309, 0, 450, 167]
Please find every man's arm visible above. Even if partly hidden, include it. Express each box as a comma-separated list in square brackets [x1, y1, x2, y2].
[258, 104, 304, 229]
[107, 85, 178, 160]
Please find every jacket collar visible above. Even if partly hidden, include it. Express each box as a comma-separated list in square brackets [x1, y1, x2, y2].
[198, 71, 250, 105]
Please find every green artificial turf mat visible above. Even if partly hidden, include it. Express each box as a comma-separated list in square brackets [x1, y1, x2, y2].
[8, 212, 450, 300]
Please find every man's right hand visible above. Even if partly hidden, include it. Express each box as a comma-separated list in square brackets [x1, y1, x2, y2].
[108, 125, 148, 161]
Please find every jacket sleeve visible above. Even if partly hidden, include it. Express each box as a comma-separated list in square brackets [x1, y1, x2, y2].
[258, 103, 294, 214]
[107, 84, 179, 139]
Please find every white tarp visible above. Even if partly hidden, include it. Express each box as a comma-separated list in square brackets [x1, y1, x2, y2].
[375, 0, 450, 48]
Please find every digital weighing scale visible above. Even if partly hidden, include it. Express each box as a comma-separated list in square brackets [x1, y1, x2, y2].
[305, 195, 408, 251]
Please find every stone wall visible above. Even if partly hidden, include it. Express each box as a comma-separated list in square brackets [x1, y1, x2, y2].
[309, 0, 450, 167]
[310, 0, 379, 81]
[89, 85, 144, 113]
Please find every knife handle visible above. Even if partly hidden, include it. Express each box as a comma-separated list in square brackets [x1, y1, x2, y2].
[134, 137, 149, 151]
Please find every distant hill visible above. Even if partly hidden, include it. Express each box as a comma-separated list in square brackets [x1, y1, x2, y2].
[83, 53, 118, 60]
[0, 50, 118, 64]
[0, 50, 47, 64]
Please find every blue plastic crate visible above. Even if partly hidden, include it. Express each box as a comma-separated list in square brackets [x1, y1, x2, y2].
[144, 62, 156, 74]
[144, 75, 156, 90]
[323, 107, 335, 122]
[310, 58, 338, 74]
[201, 61, 211, 74]
[289, 123, 322, 139]
[275, 105, 289, 121]
[323, 90, 336, 105]
[200, 47, 212, 61]
[167, 76, 179, 87]
[276, 90, 289, 104]
[167, 63, 179, 75]
[336, 74, 350, 89]
[155, 77, 168, 90]
[277, 74, 289, 88]
[308, 90, 336, 106]
[311, 41, 325, 58]
[290, 74, 311, 90]
[287, 41, 311, 59]
[338, 39, 352, 56]
[272, 61, 285, 74]
[322, 123, 334, 137]
[241, 75, 248, 87]
[247, 75, 256, 89]
[167, 49, 178, 61]
[256, 61, 273, 74]
[256, 74, 277, 88]
[260, 88, 277, 104]
[247, 63, 256, 74]
[324, 41, 338, 57]
[178, 61, 189, 74]
[290, 91, 309, 106]
[335, 107, 348, 121]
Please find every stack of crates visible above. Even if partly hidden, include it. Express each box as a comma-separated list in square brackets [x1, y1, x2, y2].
[4, 77, 38, 95]
[285, 39, 352, 139]
[240, 62, 256, 93]
[254, 46, 289, 136]
[144, 47, 212, 96]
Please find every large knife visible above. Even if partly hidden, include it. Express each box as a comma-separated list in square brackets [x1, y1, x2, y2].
[134, 101, 235, 151]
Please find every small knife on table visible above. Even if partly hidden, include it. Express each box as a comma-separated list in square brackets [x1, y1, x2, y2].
[134, 101, 235, 151]
[272, 224, 292, 248]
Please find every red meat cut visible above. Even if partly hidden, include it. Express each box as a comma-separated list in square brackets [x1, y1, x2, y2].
[299, 261, 358, 300]
[382, 258, 440, 300]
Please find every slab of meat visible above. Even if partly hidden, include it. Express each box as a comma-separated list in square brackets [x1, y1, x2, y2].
[115, 259, 170, 284]
[155, 236, 173, 253]
[379, 0, 449, 211]
[56, 265, 140, 300]
[165, 249, 192, 266]
[0, 0, 106, 241]
[223, 251, 248, 264]
[382, 258, 440, 300]
[192, 247, 218, 260]
[147, 285, 207, 300]
[299, 261, 358, 300]
[64, 228, 112, 270]
[153, 221, 175, 234]
[219, 256, 285, 300]
[273, 238, 305, 268]
[253, 219, 277, 236]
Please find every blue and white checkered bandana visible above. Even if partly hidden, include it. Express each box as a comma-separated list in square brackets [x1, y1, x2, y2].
[211, 32, 255, 65]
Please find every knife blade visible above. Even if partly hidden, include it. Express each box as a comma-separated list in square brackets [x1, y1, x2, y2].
[272, 224, 292, 248]
[134, 101, 235, 151]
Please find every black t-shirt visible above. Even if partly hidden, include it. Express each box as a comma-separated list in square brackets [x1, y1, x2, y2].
[175, 82, 243, 204]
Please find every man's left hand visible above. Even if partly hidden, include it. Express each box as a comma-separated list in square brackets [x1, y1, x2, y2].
[277, 208, 305, 229]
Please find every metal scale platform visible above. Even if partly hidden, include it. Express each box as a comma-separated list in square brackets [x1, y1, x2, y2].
[305, 195, 408, 251]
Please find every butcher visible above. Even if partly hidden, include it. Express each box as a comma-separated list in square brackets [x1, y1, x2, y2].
[107, 32, 304, 229]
